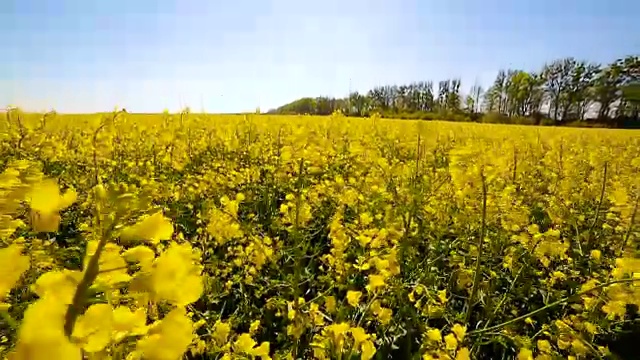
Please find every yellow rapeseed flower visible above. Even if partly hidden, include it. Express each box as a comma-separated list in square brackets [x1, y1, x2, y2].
[346, 290, 362, 307]
[324, 295, 337, 313]
[234, 333, 257, 354]
[366, 274, 385, 292]
[350, 327, 369, 345]
[148, 242, 203, 306]
[426, 328, 442, 343]
[85, 241, 131, 288]
[27, 179, 77, 233]
[72, 303, 114, 353]
[249, 320, 261, 334]
[31, 269, 82, 305]
[444, 333, 458, 350]
[376, 307, 393, 325]
[437, 289, 448, 304]
[455, 347, 471, 360]
[122, 245, 156, 269]
[537, 339, 552, 353]
[112, 306, 148, 342]
[516, 348, 533, 360]
[135, 308, 194, 360]
[120, 211, 174, 244]
[212, 320, 232, 346]
[9, 298, 82, 360]
[0, 244, 29, 301]
[249, 341, 271, 360]
[361, 339, 376, 360]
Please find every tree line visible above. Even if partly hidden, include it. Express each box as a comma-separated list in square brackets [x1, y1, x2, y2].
[267, 55, 640, 127]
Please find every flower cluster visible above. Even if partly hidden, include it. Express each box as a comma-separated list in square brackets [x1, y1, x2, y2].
[1, 109, 639, 359]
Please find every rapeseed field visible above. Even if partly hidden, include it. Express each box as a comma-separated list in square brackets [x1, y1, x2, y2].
[1, 110, 639, 360]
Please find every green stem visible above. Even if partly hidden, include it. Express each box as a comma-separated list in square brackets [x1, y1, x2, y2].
[588, 162, 608, 239]
[620, 194, 639, 253]
[63, 234, 108, 337]
[465, 170, 487, 324]
[0, 310, 19, 330]
[483, 265, 525, 329]
[348, 294, 379, 360]
[291, 158, 305, 359]
[64, 185, 109, 338]
[512, 146, 517, 183]
[482, 236, 546, 330]
[468, 278, 640, 336]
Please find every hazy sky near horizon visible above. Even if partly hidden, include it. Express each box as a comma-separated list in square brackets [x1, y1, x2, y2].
[1, 0, 638, 113]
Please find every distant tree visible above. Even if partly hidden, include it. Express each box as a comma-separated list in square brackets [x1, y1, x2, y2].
[464, 94, 475, 113]
[268, 52, 638, 127]
[446, 79, 462, 111]
[485, 70, 507, 113]
[469, 84, 483, 113]
[593, 62, 624, 120]
[349, 91, 370, 117]
[541, 58, 576, 121]
[553, 60, 599, 121]
[615, 56, 640, 121]
[437, 80, 451, 110]
[505, 70, 532, 116]
[620, 82, 640, 120]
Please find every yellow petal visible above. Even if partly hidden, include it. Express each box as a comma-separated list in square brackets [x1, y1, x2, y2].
[249, 342, 271, 359]
[30, 211, 61, 233]
[0, 245, 30, 300]
[112, 306, 148, 341]
[122, 245, 156, 269]
[28, 179, 61, 214]
[10, 298, 82, 360]
[72, 303, 114, 353]
[135, 308, 193, 360]
[455, 348, 471, 360]
[58, 188, 78, 210]
[121, 212, 174, 244]
[32, 270, 82, 305]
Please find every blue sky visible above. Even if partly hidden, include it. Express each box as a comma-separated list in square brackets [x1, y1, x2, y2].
[1, 0, 638, 113]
